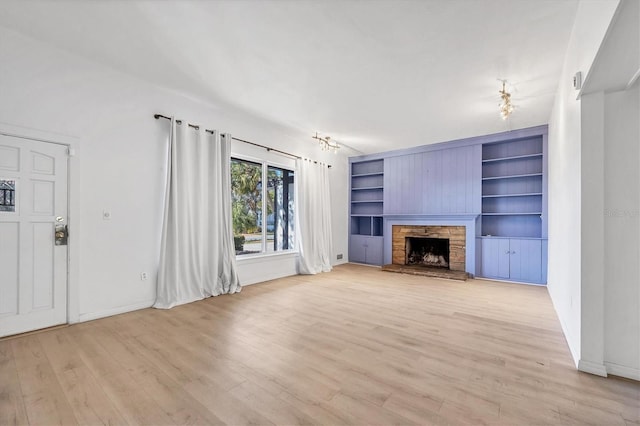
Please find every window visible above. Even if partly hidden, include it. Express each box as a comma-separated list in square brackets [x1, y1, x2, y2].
[231, 158, 294, 256]
[266, 166, 295, 252]
[0, 180, 16, 212]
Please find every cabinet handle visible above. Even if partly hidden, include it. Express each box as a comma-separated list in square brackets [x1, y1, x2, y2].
[505, 250, 510, 254]
[511, 251, 516, 255]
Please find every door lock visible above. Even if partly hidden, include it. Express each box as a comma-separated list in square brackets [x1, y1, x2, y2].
[55, 224, 68, 246]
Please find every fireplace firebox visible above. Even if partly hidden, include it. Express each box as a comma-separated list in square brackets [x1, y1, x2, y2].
[405, 237, 450, 268]
[391, 225, 466, 273]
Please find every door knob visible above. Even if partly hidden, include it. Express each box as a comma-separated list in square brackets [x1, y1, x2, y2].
[55, 224, 68, 246]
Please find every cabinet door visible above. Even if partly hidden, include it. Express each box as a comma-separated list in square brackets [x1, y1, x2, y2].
[481, 238, 510, 279]
[365, 237, 383, 266]
[349, 235, 367, 263]
[509, 239, 543, 283]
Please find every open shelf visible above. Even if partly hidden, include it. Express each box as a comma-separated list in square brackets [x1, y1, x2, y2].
[352, 172, 384, 177]
[482, 175, 542, 196]
[482, 212, 542, 216]
[482, 193, 542, 198]
[482, 194, 542, 214]
[352, 160, 384, 175]
[351, 203, 383, 215]
[479, 236, 544, 240]
[482, 153, 542, 163]
[351, 186, 384, 191]
[351, 216, 383, 236]
[481, 136, 544, 241]
[481, 214, 543, 238]
[482, 136, 543, 161]
[350, 159, 384, 244]
[482, 173, 542, 181]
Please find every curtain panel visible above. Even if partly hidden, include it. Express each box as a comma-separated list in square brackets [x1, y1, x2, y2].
[296, 158, 333, 274]
[154, 118, 240, 309]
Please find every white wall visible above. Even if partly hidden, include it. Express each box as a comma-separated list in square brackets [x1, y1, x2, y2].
[580, 85, 640, 380]
[576, 0, 640, 381]
[602, 86, 640, 378]
[550, 0, 640, 381]
[579, 91, 607, 375]
[579, 0, 640, 380]
[547, 0, 619, 366]
[0, 26, 349, 321]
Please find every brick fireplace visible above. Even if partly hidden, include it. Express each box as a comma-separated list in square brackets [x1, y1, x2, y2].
[392, 225, 466, 272]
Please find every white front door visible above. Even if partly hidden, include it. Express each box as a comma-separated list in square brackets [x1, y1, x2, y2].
[0, 135, 68, 337]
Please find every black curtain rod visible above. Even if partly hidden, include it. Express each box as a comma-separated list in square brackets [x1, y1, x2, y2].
[154, 114, 331, 168]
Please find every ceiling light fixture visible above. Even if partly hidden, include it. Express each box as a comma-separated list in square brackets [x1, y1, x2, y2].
[498, 80, 514, 120]
[312, 132, 340, 153]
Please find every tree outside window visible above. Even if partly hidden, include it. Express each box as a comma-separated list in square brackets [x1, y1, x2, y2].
[231, 158, 294, 255]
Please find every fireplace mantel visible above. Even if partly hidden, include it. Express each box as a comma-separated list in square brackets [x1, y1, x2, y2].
[383, 214, 479, 275]
[383, 214, 480, 220]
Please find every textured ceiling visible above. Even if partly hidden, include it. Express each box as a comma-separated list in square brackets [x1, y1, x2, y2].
[0, 0, 583, 154]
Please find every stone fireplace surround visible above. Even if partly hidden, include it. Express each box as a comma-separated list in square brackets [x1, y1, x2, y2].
[383, 215, 479, 275]
[393, 225, 466, 272]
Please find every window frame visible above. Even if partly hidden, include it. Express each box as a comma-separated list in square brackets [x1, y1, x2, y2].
[230, 154, 297, 258]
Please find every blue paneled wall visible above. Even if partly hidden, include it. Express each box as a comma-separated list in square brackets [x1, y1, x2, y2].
[384, 145, 482, 215]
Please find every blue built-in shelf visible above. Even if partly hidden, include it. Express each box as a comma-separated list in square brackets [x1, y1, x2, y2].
[482, 212, 542, 216]
[350, 159, 384, 265]
[351, 186, 384, 191]
[479, 134, 547, 283]
[481, 137, 544, 224]
[352, 172, 384, 177]
[482, 193, 542, 198]
[482, 173, 543, 181]
[482, 153, 543, 163]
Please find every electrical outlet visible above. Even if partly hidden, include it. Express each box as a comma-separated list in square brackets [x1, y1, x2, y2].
[337, 253, 343, 260]
[140, 272, 148, 281]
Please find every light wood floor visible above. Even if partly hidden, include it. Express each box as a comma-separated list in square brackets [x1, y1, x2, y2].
[1, 264, 638, 425]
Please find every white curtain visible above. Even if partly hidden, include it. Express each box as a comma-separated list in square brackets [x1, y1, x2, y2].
[296, 158, 333, 274]
[154, 119, 240, 309]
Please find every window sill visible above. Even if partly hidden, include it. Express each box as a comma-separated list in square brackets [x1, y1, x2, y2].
[236, 250, 299, 263]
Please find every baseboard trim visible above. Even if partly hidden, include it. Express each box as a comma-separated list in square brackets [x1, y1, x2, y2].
[76, 300, 155, 323]
[348, 262, 382, 268]
[0, 324, 69, 341]
[605, 362, 640, 381]
[578, 359, 608, 377]
[547, 287, 580, 367]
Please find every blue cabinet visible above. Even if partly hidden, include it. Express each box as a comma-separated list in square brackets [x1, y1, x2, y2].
[350, 235, 383, 265]
[480, 238, 511, 279]
[480, 238, 544, 284]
